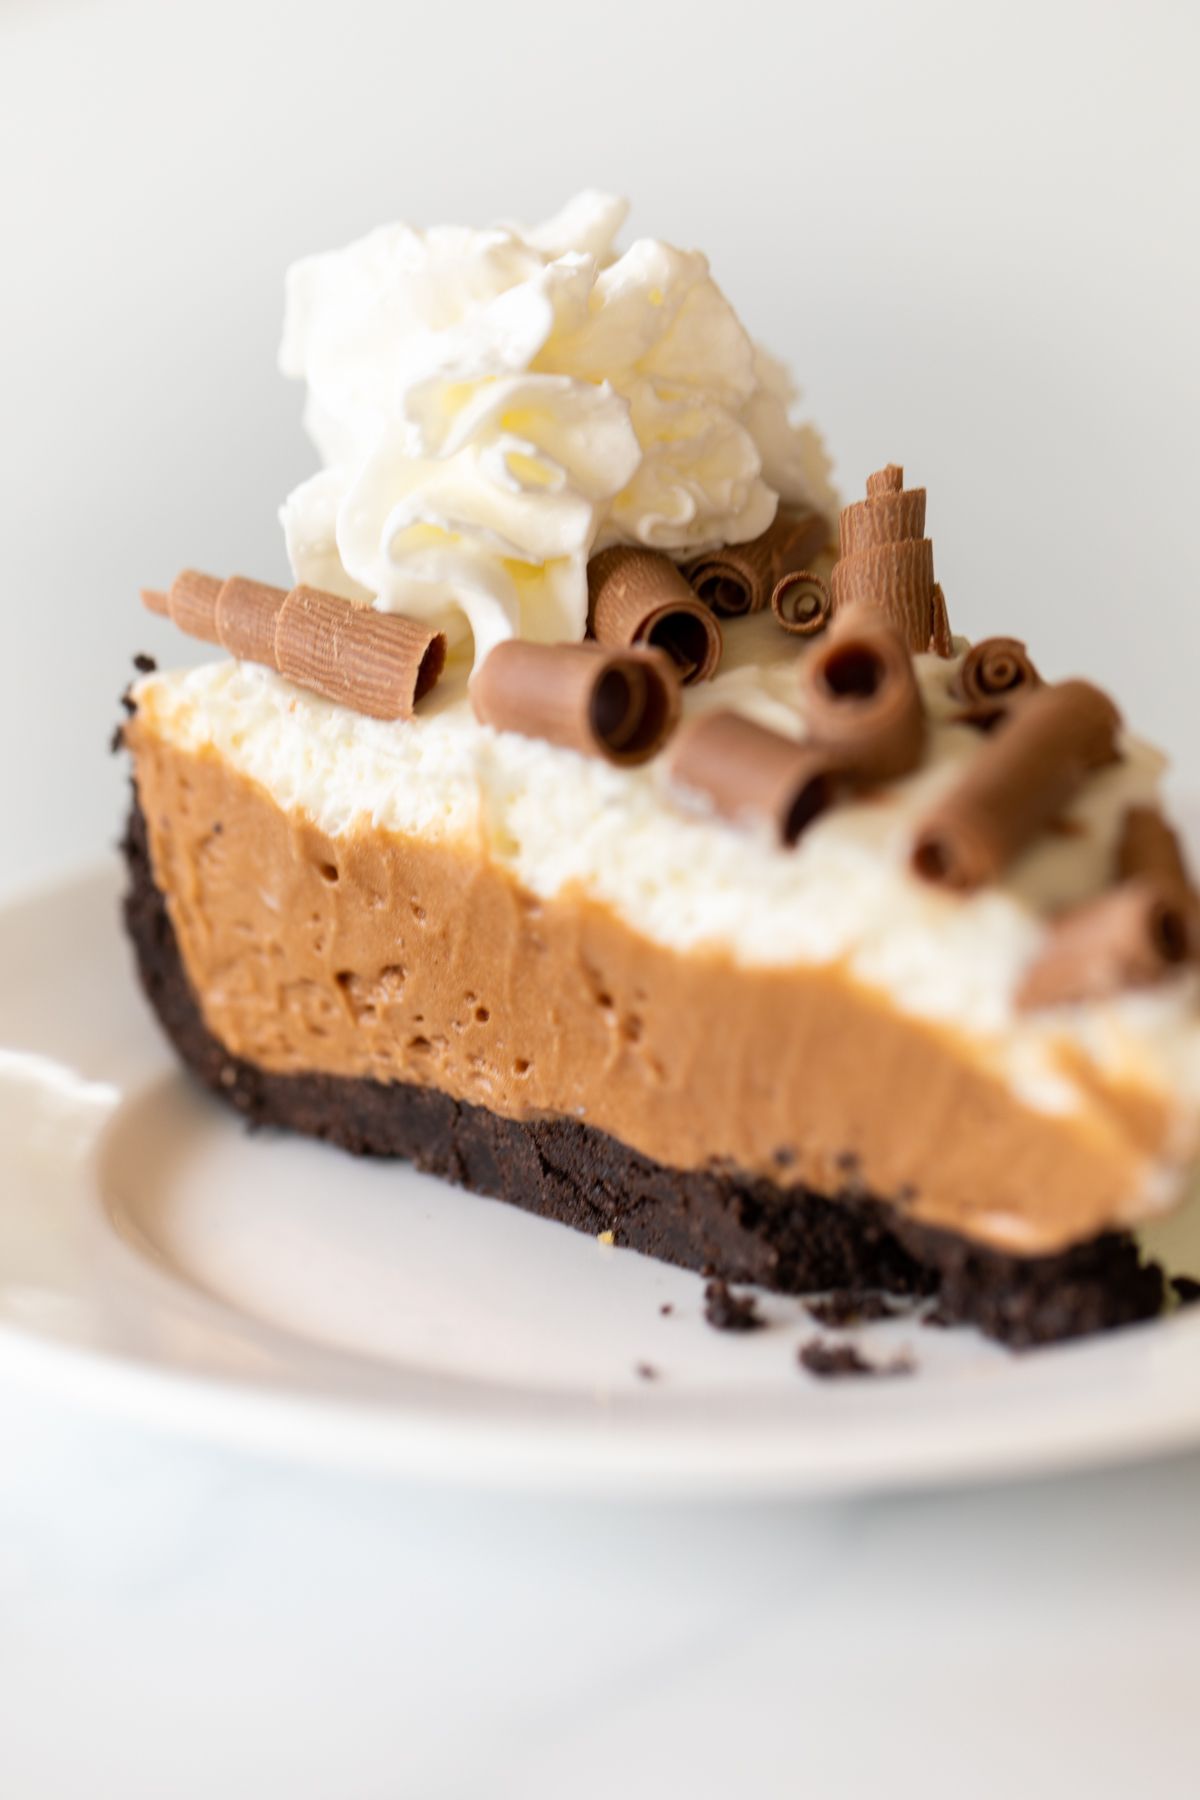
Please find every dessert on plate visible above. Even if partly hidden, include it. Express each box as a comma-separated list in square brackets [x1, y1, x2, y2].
[120, 192, 1200, 1347]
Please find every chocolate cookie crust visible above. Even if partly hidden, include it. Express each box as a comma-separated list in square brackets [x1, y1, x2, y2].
[121, 795, 1166, 1349]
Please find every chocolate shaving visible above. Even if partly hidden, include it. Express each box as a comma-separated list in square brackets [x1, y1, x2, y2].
[1117, 804, 1194, 898]
[912, 680, 1122, 891]
[1172, 1276, 1200, 1308]
[799, 605, 926, 783]
[1017, 877, 1192, 1009]
[587, 546, 722, 683]
[770, 570, 831, 636]
[1117, 806, 1200, 963]
[667, 709, 836, 846]
[832, 538, 933, 632]
[953, 637, 1041, 705]
[840, 489, 926, 554]
[830, 465, 947, 652]
[471, 639, 681, 766]
[216, 576, 288, 667]
[683, 505, 830, 617]
[928, 584, 954, 657]
[143, 569, 222, 643]
[142, 572, 446, 720]
[952, 700, 1013, 735]
[274, 586, 444, 719]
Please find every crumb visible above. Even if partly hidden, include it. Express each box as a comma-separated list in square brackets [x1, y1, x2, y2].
[1172, 1275, 1200, 1308]
[798, 1339, 873, 1378]
[132, 652, 157, 673]
[659, 1303, 673, 1316]
[703, 1278, 765, 1333]
[114, 668, 140, 739]
[635, 1362, 658, 1381]
[804, 1289, 904, 1328]
[597, 1230, 615, 1246]
[109, 724, 125, 755]
[798, 1337, 914, 1380]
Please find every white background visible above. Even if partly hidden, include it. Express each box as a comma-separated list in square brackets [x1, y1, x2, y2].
[2, 0, 1199, 893]
[3, 1, 1200, 1795]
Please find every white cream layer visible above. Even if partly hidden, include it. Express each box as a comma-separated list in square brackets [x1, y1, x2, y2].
[134, 619, 1200, 1166]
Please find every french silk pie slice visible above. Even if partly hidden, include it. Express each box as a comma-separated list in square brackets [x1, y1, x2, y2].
[119, 195, 1200, 1347]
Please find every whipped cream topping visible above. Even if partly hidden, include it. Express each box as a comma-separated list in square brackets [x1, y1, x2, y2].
[279, 192, 835, 672]
[132, 621, 1200, 1179]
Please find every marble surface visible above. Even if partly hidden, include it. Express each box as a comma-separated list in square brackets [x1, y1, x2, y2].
[4, 1382, 1199, 1799]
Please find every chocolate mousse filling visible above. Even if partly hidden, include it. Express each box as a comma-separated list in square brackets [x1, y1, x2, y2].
[125, 714, 1180, 1257]
[120, 790, 1166, 1349]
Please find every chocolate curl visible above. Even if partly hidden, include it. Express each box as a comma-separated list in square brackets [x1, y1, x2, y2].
[683, 506, 831, 617]
[830, 464, 947, 653]
[953, 636, 1041, 705]
[912, 680, 1122, 892]
[1116, 805, 1194, 895]
[840, 490, 926, 554]
[587, 546, 722, 683]
[141, 570, 223, 644]
[1117, 804, 1200, 954]
[771, 570, 831, 637]
[928, 584, 954, 657]
[142, 572, 446, 720]
[799, 606, 926, 782]
[667, 710, 835, 847]
[831, 539, 934, 641]
[215, 577, 288, 666]
[145, 572, 285, 663]
[471, 640, 681, 766]
[1017, 879, 1191, 1010]
[274, 587, 444, 719]
[952, 699, 1014, 735]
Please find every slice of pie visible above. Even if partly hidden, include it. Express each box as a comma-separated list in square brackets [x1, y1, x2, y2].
[118, 195, 1200, 1347]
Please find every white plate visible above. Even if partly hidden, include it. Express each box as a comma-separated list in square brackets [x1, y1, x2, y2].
[2, 863, 1200, 1499]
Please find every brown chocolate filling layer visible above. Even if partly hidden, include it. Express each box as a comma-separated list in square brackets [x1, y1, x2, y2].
[122, 795, 1166, 1348]
[126, 713, 1174, 1257]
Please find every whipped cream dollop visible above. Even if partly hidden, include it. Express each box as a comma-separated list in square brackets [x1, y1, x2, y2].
[280, 191, 835, 671]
